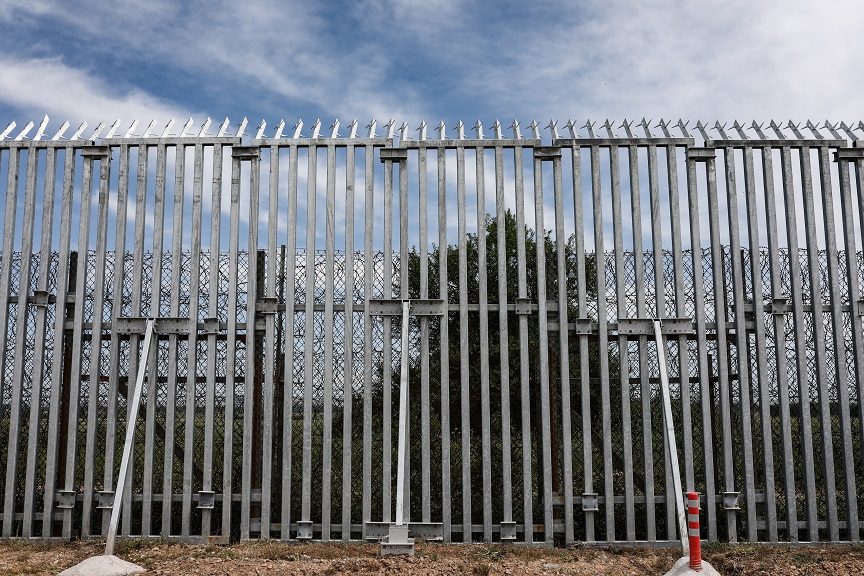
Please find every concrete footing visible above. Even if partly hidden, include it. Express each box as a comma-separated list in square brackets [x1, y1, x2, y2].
[663, 556, 721, 576]
[57, 554, 147, 576]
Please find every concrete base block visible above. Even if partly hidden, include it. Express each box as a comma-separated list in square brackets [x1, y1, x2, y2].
[57, 554, 147, 576]
[379, 524, 414, 556]
[663, 556, 721, 576]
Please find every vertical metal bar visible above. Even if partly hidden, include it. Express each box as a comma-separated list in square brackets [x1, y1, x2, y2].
[591, 145, 614, 542]
[3, 145, 38, 537]
[665, 145, 694, 495]
[571, 145, 593, 542]
[419, 146, 431, 525]
[0, 147, 20, 532]
[181, 143, 205, 537]
[100, 145, 130, 536]
[81, 149, 112, 538]
[142, 143, 168, 535]
[780, 145, 818, 541]
[515, 143, 533, 544]
[281, 145, 299, 540]
[685, 155, 717, 540]
[456, 144, 471, 541]
[259, 144, 277, 540]
[704, 153, 737, 542]
[321, 143, 336, 541]
[741, 145, 778, 542]
[494, 145, 514, 535]
[398, 153, 410, 523]
[622, 145, 639, 542]
[552, 152, 575, 543]
[817, 146, 855, 540]
[341, 144, 356, 540]
[42, 146, 75, 538]
[203, 143, 224, 539]
[300, 144, 317, 530]
[105, 319, 155, 555]
[437, 145, 452, 542]
[648, 144, 675, 540]
[838, 151, 864, 543]
[761, 146, 797, 542]
[395, 300, 410, 526]
[721, 146, 757, 541]
[61, 151, 95, 539]
[22, 146, 57, 537]
[610, 144, 631, 542]
[222, 149, 242, 540]
[475, 145, 493, 541]
[798, 146, 838, 540]
[122, 144, 149, 536]
[362, 143, 374, 540]
[382, 153, 393, 523]
[162, 143, 186, 537]
[534, 154, 554, 544]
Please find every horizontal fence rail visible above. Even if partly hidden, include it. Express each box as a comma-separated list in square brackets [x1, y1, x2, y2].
[0, 117, 863, 546]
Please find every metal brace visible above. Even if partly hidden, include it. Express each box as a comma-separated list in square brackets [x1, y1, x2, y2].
[56, 490, 76, 509]
[581, 492, 600, 512]
[231, 146, 259, 159]
[80, 145, 110, 158]
[534, 146, 562, 160]
[256, 296, 279, 315]
[379, 148, 408, 162]
[96, 491, 114, 510]
[687, 147, 716, 162]
[31, 289, 51, 307]
[514, 297, 533, 315]
[115, 316, 191, 335]
[368, 298, 444, 316]
[197, 490, 215, 510]
[617, 318, 693, 336]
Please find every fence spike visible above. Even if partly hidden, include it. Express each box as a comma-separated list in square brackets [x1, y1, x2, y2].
[454, 120, 465, 140]
[179, 117, 194, 138]
[235, 117, 248, 138]
[821, 120, 842, 140]
[254, 120, 267, 140]
[694, 121, 710, 142]
[198, 117, 212, 137]
[104, 118, 121, 139]
[70, 121, 88, 141]
[619, 119, 635, 138]
[838, 121, 858, 141]
[656, 119, 672, 138]
[330, 119, 341, 139]
[732, 120, 748, 140]
[14, 121, 35, 141]
[0, 121, 16, 140]
[492, 119, 501, 140]
[473, 119, 484, 140]
[217, 118, 230, 137]
[366, 119, 376, 139]
[529, 119, 540, 140]
[600, 119, 615, 138]
[88, 122, 105, 141]
[273, 119, 285, 139]
[805, 120, 824, 140]
[310, 119, 322, 139]
[749, 121, 767, 140]
[436, 120, 447, 140]
[52, 120, 71, 141]
[124, 120, 140, 138]
[713, 121, 729, 140]
[639, 117, 652, 138]
[786, 120, 804, 139]
[857, 121, 864, 136]
[142, 119, 157, 138]
[384, 118, 395, 139]
[546, 119, 558, 140]
[564, 119, 578, 139]
[398, 121, 409, 141]
[348, 118, 358, 139]
[417, 120, 428, 141]
[34, 114, 51, 140]
[160, 118, 175, 138]
[293, 119, 305, 139]
[582, 119, 596, 138]
[676, 119, 691, 138]
[509, 119, 521, 140]
[768, 120, 786, 139]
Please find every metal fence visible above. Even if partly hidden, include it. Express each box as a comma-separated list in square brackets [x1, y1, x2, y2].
[1, 116, 863, 545]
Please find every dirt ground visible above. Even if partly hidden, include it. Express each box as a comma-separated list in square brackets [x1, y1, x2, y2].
[3, 539, 864, 575]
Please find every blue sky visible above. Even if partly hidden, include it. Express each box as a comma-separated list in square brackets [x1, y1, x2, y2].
[1, 1, 862, 137]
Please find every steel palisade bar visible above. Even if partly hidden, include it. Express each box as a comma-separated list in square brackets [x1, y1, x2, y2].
[398, 150, 409, 522]
[456, 144, 470, 541]
[321, 143, 336, 541]
[300, 143, 316, 535]
[382, 149, 393, 524]
[623, 144, 640, 542]
[362, 142, 374, 540]
[341, 142, 355, 540]
[418, 145, 431, 526]
[438, 143, 452, 543]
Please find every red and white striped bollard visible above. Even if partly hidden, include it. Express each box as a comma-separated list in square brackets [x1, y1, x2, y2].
[687, 492, 702, 571]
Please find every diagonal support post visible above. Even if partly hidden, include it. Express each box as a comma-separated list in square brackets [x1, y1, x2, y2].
[654, 319, 689, 556]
